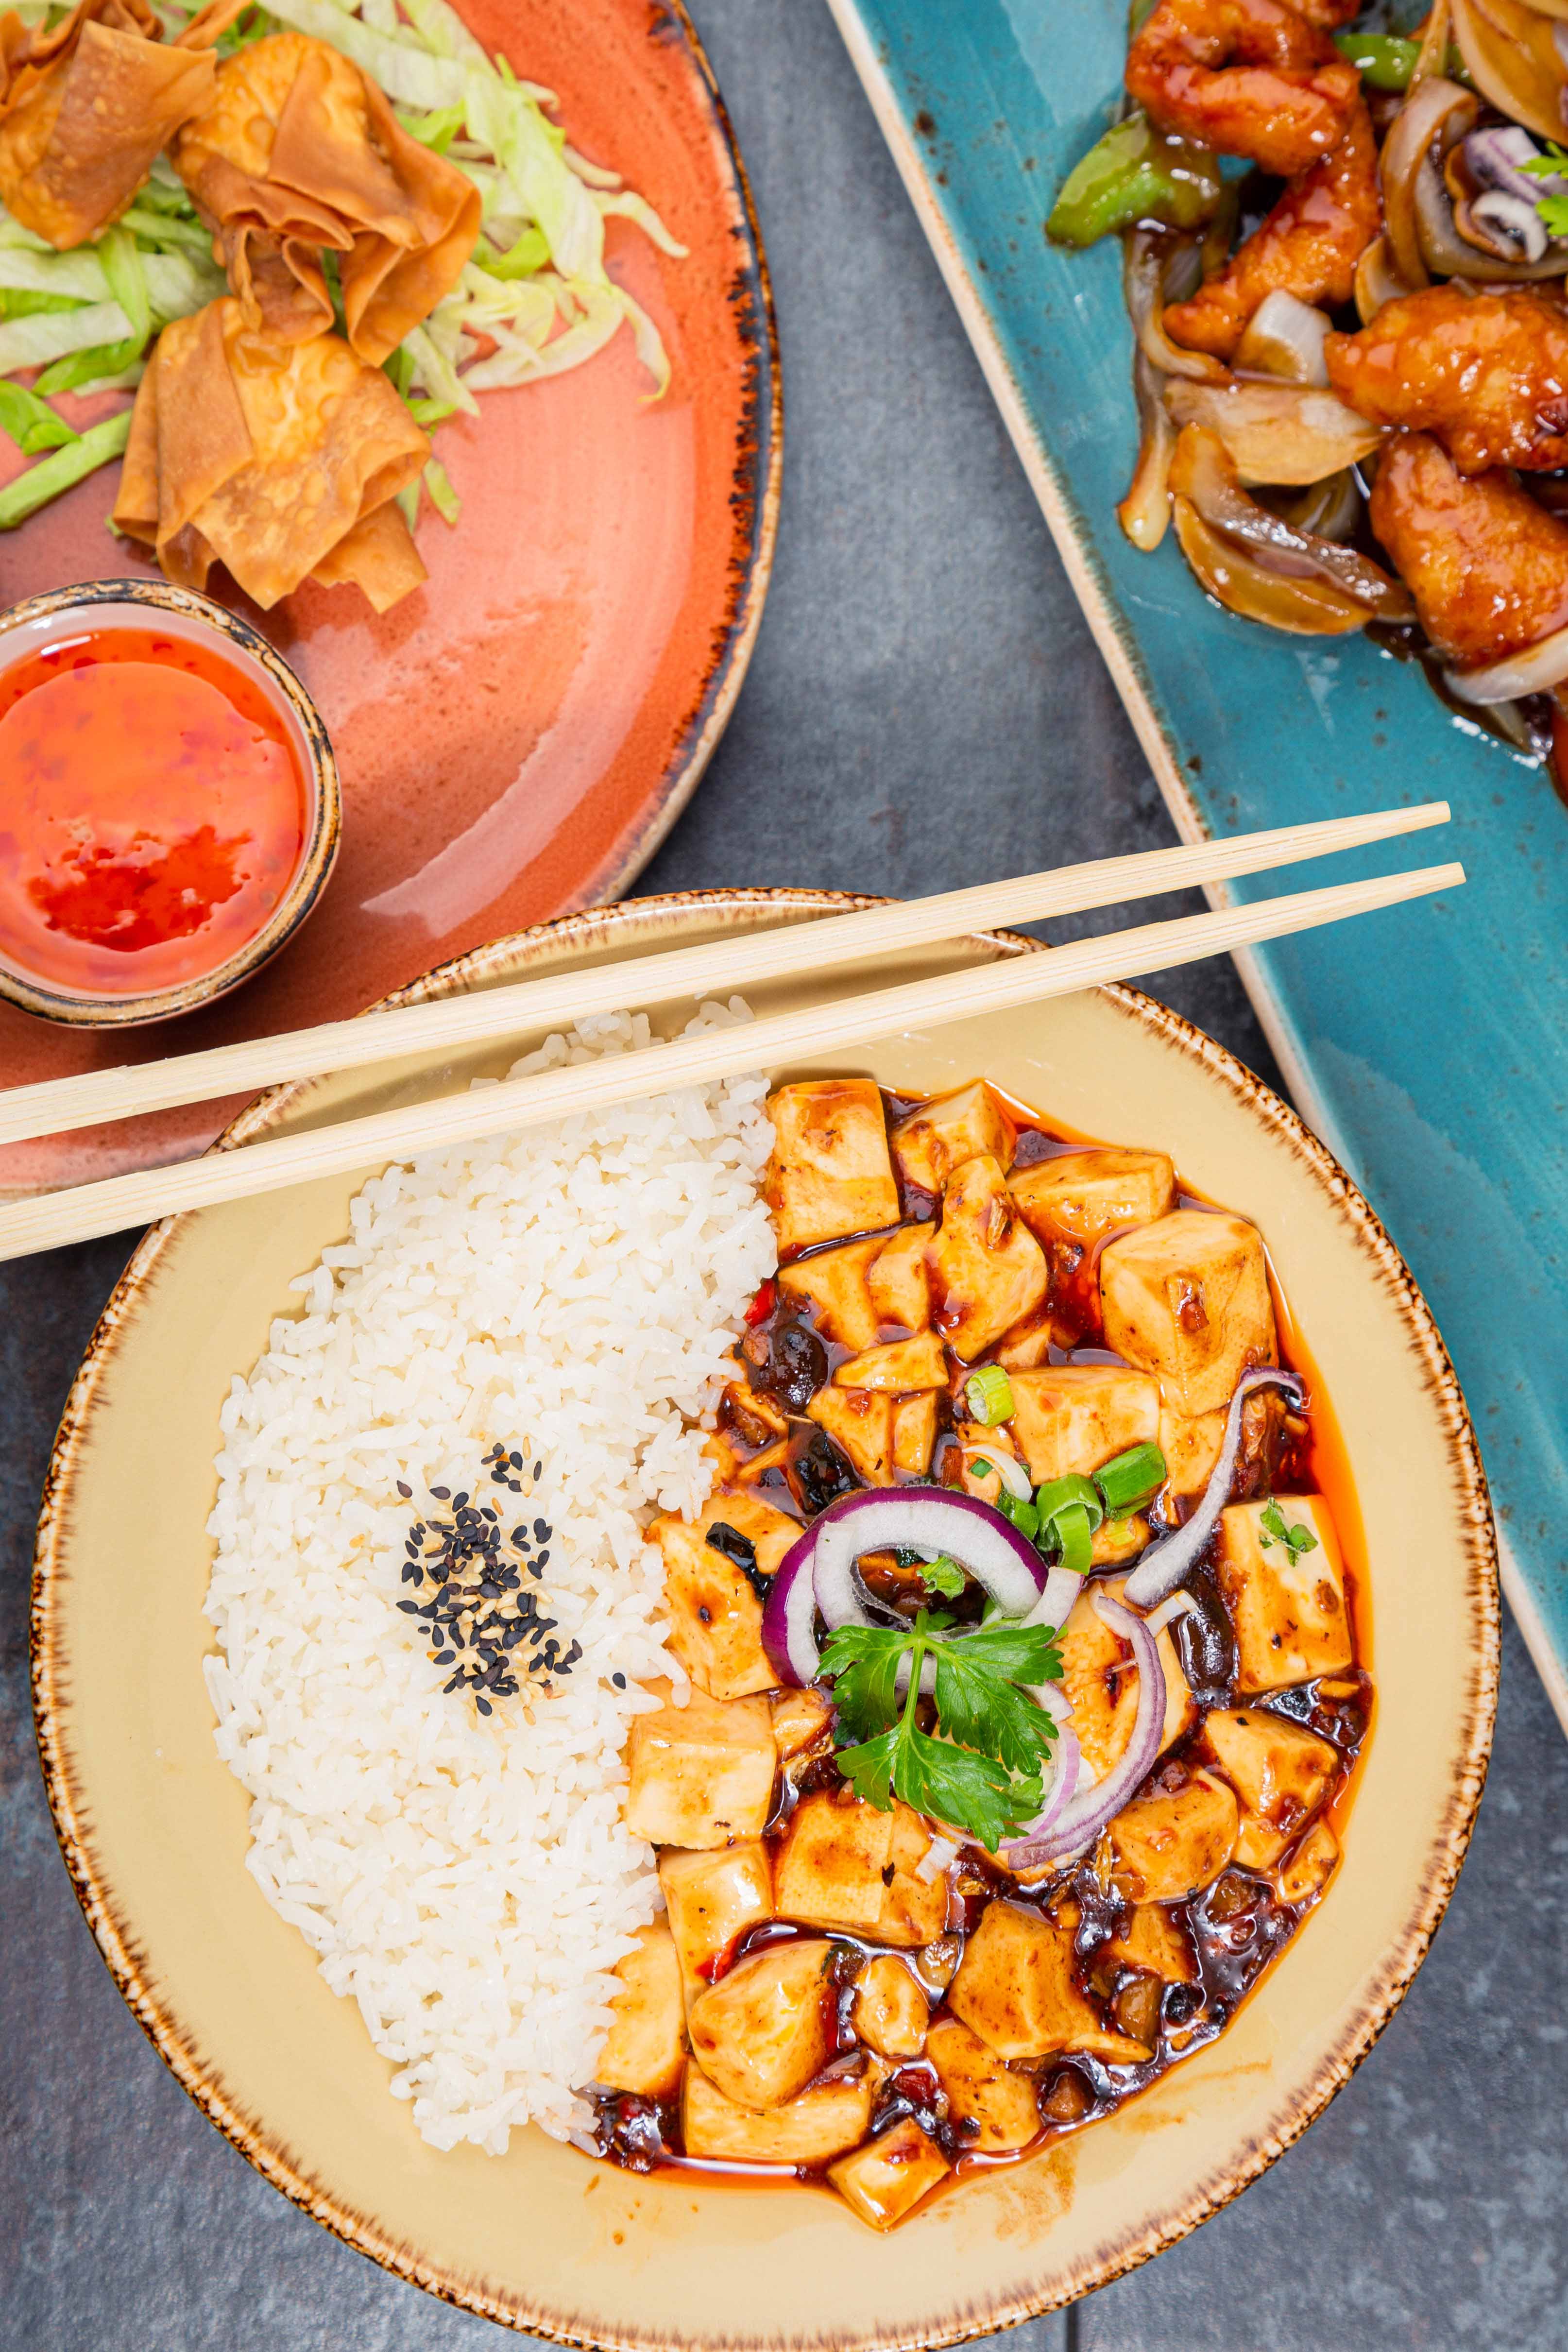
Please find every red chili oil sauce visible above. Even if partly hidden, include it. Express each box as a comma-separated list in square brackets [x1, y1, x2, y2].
[0, 627, 307, 998]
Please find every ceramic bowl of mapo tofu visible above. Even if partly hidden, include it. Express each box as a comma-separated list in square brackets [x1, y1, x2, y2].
[35, 890, 1497, 2347]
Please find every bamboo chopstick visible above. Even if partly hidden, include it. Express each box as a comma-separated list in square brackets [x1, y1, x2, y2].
[0, 858, 1463, 1262]
[0, 801, 1449, 1147]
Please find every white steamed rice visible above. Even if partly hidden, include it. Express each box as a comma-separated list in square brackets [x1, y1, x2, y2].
[204, 1001, 774, 2154]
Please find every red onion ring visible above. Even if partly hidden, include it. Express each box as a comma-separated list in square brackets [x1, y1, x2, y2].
[999, 1725, 1081, 1862]
[760, 1521, 821, 1687]
[812, 1488, 1046, 1629]
[1001, 1593, 1164, 1868]
[1022, 1563, 1086, 1641]
[759, 1486, 1050, 1687]
[1122, 1364, 1307, 1610]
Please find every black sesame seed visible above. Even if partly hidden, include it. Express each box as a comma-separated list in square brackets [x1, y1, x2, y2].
[476, 1697, 493, 1717]
[433, 1650, 455, 1665]
[397, 1600, 419, 1615]
[431, 1486, 450, 1500]
[611, 1671, 626, 1688]
[535, 1549, 550, 1571]
[533, 1518, 549, 1541]
[396, 1481, 412, 1499]
[532, 1461, 542, 1478]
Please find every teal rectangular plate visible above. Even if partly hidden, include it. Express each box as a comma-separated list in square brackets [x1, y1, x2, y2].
[829, 0, 1568, 1729]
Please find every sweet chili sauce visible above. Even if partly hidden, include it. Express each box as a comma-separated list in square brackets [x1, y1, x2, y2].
[0, 627, 307, 999]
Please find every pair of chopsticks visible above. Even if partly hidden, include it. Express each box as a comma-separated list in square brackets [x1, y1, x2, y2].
[0, 802, 1461, 1262]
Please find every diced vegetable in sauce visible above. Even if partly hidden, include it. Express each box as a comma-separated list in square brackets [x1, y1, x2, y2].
[595, 1075, 1370, 2232]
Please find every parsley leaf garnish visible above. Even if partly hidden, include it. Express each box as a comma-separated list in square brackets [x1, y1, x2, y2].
[919, 1552, 967, 1600]
[1516, 142, 1568, 239]
[1259, 1500, 1320, 1569]
[818, 1609, 1062, 1848]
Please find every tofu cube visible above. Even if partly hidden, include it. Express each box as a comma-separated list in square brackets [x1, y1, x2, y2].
[1008, 1364, 1161, 1486]
[688, 1938, 836, 2110]
[765, 1080, 899, 1256]
[597, 1925, 685, 2097]
[925, 2016, 1041, 2152]
[891, 1081, 1016, 1196]
[696, 1488, 802, 1577]
[806, 1385, 895, 1484]
[1103, 1903, 1197, 1986]
[952, 1419, 1023, 1506]
[774, 1792, 947, 1945]
[774, 1788, 891, 1932]
[868, 1222, 934, 1331]
[1107, 1770, 1239, 1903]
[853, 1955, 930, 2058]
[1009, 1147, 1176, 1247]
[778, 1235, 885, 1349]
[1099, 1210, 1277, 1418]
[948, 1899, 1112, 2062]
[828, 2116, 950, 2229]
[1272, 1817, 1340, 1907]
[1214, 1497, 1352, 1694]
[624, 1689, 776, 1849]
[1200, 1704, 1341, 1868]
[892, 1392, 939, 1476]
[1053, 1573, 1195, 1783]
[659, 1841, 773, 2008]
[930, 1155, 1049, 1362]
[653, 1511, 776, 1703]
[682, 2063, 873, 2164]
[770, 1686, 833, 1762]
[833, 1330, 948, 1393]
[1158, 1404, 1227, 1499]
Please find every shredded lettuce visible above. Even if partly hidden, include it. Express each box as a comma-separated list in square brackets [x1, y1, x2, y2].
[0, 410, 131, 529]
[0, 379, 78, 454]
[0, 301, 131, 374]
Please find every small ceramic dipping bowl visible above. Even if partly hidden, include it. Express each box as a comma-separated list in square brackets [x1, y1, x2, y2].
[0, 578, 339, 1027]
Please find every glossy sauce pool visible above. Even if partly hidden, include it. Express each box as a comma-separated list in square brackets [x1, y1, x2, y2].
[0, 627, 307, 1001]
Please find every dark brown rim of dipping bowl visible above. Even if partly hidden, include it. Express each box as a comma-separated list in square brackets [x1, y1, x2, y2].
[0, 577, 340, 1028]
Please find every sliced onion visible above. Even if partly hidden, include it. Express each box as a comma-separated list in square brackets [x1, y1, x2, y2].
[1446, 616, 1568, 702]
[811, 1488, 1045, 1632]
[1233, 291, 1330, 389]
[1164, 378, 1382, 486]
[1265, 468, 1362, 543]
[1354, 233, 1412, 325]
[1001, 1595, 1165, 1868]
[1144, 1588, 1201, 1637]
[1123, 1365, 1308, 1609]
[998, 1727, 1081, 1863]
[761, 1522, 821, 1687]
[1119, 345, 1176, 552]
[1022, 1562, 1087, 1643]
[963, 1444, 1032, 1502]
[1379, 74, 1478, 289]
[1454, 0, 1568, 144]
[1169, 426, 1411, 632]
[1125, 228, 1227, 384]
[916, 1833, 961, 1884]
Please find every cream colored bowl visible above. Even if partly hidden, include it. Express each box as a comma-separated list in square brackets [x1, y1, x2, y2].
[32, 892, 1497, 2344]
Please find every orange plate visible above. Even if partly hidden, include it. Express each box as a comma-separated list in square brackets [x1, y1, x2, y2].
[0, 0, 778, 1192]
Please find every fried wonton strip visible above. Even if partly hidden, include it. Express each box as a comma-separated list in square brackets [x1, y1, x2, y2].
[0, 0, 216, 249]
[309, 499, 427, 613]
[112, 296, 429, 611]
[172, 32, 481, 365]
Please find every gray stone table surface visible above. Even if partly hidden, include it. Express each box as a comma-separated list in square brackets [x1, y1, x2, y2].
[3, 1, 1565, 2346]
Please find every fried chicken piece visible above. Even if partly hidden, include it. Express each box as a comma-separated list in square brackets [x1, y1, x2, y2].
[1284, 0, 1360, 20]
[1326, 286, 1568, 474]
[1368, 431, 1568, 667]
[1164, 101, 1379, 359]
[1126, 0, 1361, 177]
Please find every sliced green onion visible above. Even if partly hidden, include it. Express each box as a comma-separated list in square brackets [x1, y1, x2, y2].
[997, 1490, 1040, 1541]
[1047, 1500, 1094, 1578]
[0, 379, 78, 454]
[1035, 1472, 1105, 1537]
[423, 455, 460, 525]
[0, 410, 131, 530]
[968, 1456, 993, 1479]
[1095, 1442, 1168, 1516]
[965, 1364, 1015, 1426]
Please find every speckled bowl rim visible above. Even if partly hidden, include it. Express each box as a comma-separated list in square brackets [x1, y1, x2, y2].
[31, 887, 1499, 2345]
[0, 577, 341, 1028]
